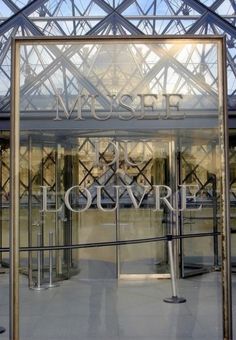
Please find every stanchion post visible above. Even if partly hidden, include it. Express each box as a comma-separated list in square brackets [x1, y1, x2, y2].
[37, 233, 41, 289]
[164, 235, 186, 304]
[30, 232, 48, 291]
[49, 232, 53, 286]
[46, 232, 59, 288]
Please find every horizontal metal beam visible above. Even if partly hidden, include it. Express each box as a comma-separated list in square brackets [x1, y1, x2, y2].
[18, 116, 221, 132]
[85, 11, 144, 35]
[1, 14, 236, 23]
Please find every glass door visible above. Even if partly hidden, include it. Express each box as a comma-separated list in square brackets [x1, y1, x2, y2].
[20, 131, 223, 281]
[21, 134, 173, 282]
[74, 136, 173, 279]
[118, 138, 171, 278]
[178, 135, 220, 277]
[76, 137, 118, 280]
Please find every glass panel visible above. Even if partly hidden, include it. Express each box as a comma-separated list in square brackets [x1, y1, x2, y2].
[119, 138, 170, 276]
[229, 130, 236, 337]
[179, 136, 221, 276]
[13, 38, 226, 339]
[0, 131, 9, 337]
[0, 132, 10, 263]
[229, 130, 236, 270]
[77, 137, 117, 279]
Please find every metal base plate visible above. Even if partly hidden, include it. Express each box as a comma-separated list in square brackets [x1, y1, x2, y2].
[44, 283, 60, 289]
[163, 296, 186, 304]
[30, 285, 48, 291]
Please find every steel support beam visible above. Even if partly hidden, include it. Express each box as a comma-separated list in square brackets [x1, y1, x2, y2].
[0, 0, 49, 35]
[183, 0, 236, 37]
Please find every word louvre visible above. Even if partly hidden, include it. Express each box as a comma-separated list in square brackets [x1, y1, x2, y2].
[41, 184, 202, 213]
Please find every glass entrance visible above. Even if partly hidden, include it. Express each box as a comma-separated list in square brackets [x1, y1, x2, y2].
[77, 136, 172, 278]
[23, 134, 173, 280]
[21, 129, 222, 280]
[8, 36, 232, 339]
[118, 138, 170, 277]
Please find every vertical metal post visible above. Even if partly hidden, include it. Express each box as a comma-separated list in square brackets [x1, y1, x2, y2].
[55, 143, 62, 276]
[10, 38, 20, 340]
[63, 146, 73, 279]
[27, 135, 33, 288]
[177, 150, 185, 277]
[211, 143, 219, 269]
[37, 233, 41, 289]
[115, 141, 120, 279]
[168, 139, 180, 278]
[73, 146, 79, 269]
[40, 145, 45, 280]
[49, 232, 53, 286]
[46, 231, 59, 288]
[212, 178, 219, 268]
[220, 37, 232, 340]
[168, 238, 177, 297]
[30, 233, 47, 291]
[163, 235, 186, 304]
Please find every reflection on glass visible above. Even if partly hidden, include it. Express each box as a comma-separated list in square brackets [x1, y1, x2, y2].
[11, 38, 227, 339]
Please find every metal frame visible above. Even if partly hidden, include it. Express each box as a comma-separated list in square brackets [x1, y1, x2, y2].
[10, 36, 20, 340]
[10, 35, 231, 340]
[220, 35, 232, 340]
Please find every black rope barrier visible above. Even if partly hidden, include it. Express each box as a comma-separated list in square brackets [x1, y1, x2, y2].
[0, 231, 221, 253]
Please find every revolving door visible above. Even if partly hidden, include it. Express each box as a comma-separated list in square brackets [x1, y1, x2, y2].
[0, 134, 223, 282]
[23, 134, 173, 282]
[15, 129, 220, 283]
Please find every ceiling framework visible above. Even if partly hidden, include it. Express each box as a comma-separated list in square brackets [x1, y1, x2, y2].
[0, 0, 235, 115]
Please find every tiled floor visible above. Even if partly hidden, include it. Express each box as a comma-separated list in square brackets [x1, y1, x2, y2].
[0, 271, 235, 339]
